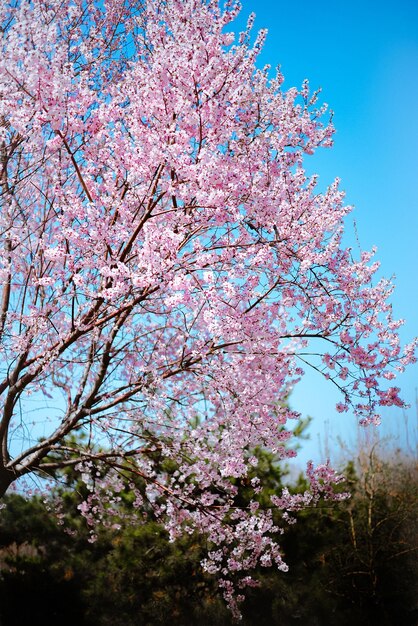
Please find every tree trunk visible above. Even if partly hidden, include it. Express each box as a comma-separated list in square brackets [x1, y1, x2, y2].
[0, 467, 14, 498]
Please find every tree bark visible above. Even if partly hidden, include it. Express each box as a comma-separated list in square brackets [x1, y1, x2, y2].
[0, 467, 14, 498]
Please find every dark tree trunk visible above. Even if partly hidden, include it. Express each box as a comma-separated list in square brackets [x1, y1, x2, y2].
[0, 467, 14, 498]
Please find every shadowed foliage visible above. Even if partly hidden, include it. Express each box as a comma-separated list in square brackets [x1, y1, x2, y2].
[0, 445, 416, 625]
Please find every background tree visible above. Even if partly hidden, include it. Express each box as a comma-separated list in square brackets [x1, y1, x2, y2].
[323, 448, 418, 625]
[0, 0, 416, 612]
[1, 442, 416, 625]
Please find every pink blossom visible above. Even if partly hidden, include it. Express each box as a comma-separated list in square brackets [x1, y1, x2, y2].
[0, 0, 415, 618]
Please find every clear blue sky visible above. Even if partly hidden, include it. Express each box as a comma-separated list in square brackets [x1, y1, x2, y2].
[236, 0, 418, 465]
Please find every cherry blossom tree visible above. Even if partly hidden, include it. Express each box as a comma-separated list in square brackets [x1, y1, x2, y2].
[0, 0, 415, 615]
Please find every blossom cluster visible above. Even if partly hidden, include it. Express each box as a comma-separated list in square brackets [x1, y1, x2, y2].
[0, 0, 415, 616]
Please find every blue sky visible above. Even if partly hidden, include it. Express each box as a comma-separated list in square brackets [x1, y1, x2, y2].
[235, 0, 418, 465]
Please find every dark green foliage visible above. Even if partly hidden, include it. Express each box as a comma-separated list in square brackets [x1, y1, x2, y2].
[0, 494, 89, 626]
[0, 491, 230, 626]
[81, 523, 231, 626]
[0, 448, 416, 626]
